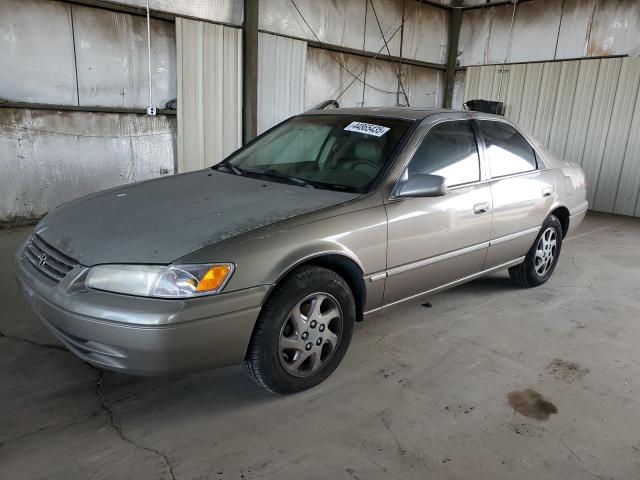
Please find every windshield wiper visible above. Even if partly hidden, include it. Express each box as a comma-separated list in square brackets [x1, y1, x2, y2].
[214, 159, 245, 176]
[249, 169, 315, 188]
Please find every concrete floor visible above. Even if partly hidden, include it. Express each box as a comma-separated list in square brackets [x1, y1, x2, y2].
[1, 212, 639, 480]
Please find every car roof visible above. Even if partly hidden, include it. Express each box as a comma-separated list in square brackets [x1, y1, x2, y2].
[299, 106, 459, 121]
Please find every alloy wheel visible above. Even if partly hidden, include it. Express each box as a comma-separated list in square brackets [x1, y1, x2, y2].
[534, 227, 557, 277]
[278, 293, 343, 377]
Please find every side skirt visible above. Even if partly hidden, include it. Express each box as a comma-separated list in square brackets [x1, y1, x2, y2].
[363, 256, 525, 316]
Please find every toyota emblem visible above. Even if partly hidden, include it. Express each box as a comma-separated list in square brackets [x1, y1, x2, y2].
[37, 253, 47, 267]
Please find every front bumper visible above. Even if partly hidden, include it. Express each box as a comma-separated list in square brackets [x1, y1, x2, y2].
[15, 243, 268, 376]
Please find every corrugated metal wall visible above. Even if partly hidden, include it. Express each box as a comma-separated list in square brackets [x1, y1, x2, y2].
[464, 57, 640, 217]
[257, 33, 307, 134]
[176, 18, 242, 172]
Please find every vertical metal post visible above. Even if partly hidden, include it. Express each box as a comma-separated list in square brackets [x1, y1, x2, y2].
[145, 0, 156, 115]
[443, 0, 463, 108]
[396, 0, 406, 107]
[497, 0, 518, 101]
[242, 0, 259, 143]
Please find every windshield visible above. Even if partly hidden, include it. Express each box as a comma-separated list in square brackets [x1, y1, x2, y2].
[218, 115, 412, 193]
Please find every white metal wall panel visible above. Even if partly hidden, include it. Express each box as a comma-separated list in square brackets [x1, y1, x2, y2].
[258, 33, 307, 134]
[362, 0, 403, 59]
[72, 5, 177, 109]
[0, 0, 78, 105]
[463, 66, 479, 102]
[458, 5, 513, 66]
[459, 0, 640, 66]
[176, 19, 242, 172]
[587, 0, 640, 58]
[548, 61, 580, 156]
[477, 66, 498, 100]
[405, 64, 444, 108]
[563, 60, 599, 169]
[532, 62, 561, 147]
[304, 47, 444, 110]
[260, 0, 448, 64]
[614, 90, 640, 217]
[115, 0, 243, 26]
[554, 0, 597, 59]
[0, 108, 175, 222]
[508, 0, 563, 64]
[401, 2, 449, 65]
[490, 66, 508, 104]
[464, 57, 640, 217]
[503, 64, 526, 122]
[517, 63, 543, 135]
[580, 58, 621, 205]
[593, 59, 640, 213]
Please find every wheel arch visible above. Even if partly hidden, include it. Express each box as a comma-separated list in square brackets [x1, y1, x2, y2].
[270, 253, 367, 322]
[549, 206, 570, 238]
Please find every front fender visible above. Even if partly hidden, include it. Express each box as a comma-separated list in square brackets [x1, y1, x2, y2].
[178, 203, 388, 306]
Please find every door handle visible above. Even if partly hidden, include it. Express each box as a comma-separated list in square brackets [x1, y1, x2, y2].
[474, 202, 490, 214]
[542, 187, 554, 197]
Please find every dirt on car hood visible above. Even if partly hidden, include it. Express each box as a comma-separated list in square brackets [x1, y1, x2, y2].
[35, 169, 359, 265]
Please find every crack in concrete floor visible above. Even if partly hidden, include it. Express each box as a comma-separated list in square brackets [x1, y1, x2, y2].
[1, 331, 178, 480]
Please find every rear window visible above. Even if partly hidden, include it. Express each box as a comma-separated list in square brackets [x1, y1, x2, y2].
[478, 121, 537, 177]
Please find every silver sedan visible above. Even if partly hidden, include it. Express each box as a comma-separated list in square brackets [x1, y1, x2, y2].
[15, 107, 588, 394]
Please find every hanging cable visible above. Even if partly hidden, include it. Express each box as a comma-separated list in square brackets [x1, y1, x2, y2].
[333, 0, 425, 102]
[289, 0, 423, 98]
[146, 0, 156, 115]
[368, 0, 410, 106]
[361, 0, 368, 106]
[497, 0, 518, 101]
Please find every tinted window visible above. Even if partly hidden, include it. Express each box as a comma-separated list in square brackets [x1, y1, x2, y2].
[478, 121, 537, 177]
[407, 120, 480, 187]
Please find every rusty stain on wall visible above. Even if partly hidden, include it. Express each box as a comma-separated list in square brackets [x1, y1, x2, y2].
[0, 108, 176, 222]
[459, 0, 640, 66]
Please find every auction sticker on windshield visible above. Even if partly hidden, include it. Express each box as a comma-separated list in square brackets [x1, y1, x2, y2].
[344, 122, 390, 137]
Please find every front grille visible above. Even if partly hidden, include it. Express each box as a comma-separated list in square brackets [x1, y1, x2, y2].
[23, 234, 78, 283]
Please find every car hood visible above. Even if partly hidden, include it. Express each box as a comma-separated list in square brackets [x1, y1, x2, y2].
[35, 170, 360, 265]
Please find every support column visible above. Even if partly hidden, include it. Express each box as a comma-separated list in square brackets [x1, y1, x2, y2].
[443, 0, 463, 108]
[242, 0, 259, 143]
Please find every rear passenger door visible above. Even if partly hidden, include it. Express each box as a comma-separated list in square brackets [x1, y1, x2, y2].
[477, 120, 556, 269]
[383, 119, 492, 306]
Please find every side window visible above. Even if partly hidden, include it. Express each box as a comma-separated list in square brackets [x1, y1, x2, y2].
[478, 121, 537, 177]
[407, 120, 481, 187]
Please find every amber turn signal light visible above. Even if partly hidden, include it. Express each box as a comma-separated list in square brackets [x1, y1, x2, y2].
[196, 264, 232, 292]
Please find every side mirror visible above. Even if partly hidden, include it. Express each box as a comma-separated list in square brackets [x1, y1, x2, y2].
[394, 174, 447, 198]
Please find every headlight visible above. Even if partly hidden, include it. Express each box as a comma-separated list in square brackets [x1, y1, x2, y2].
[85, 263, 234, 298]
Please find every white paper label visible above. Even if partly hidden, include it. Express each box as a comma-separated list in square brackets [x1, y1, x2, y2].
[344, 121, 390, 137]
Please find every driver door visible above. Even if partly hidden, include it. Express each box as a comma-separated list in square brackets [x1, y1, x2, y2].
[383, 119, 492, 306]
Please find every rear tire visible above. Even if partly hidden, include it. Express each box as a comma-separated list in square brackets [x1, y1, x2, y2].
[243, 266, 355, 394]
[509, 214, 563, 288]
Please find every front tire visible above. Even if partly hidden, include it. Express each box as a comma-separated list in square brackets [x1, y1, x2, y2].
[243, 266, 355, 394]
[509, 214, 563, 288]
